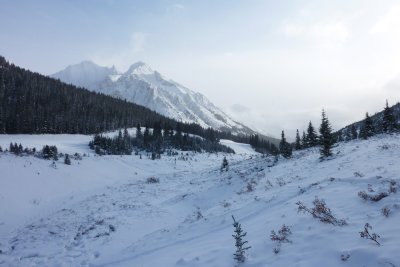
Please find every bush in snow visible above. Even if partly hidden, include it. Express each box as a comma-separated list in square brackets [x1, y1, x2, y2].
[389, 180, 397, 193]
[358, 191, 388, 202]
[246, 182, 255, 192]
[359, 223, 380, 246]
[296, 197, 347, 226]
[221, 156, 229, 172]
[358, 181, 396, 202]
[270, 224, 292, 254]
[381, 206, 391, 217]
[146, 177, 159, 184]
[73, 153, 82, 160]
[232, 215, 251, 263]
[341, 253, 350, 261]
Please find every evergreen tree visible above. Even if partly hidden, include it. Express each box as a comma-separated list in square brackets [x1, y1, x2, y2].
[350, 124, 358, 139]
[306, 121, 318, 147]
[364, 112, 374, 138]
[64, 154, 71, 165]
[221, 156, 229, 172]
[344, 129, 351, 141]
[232, 216, 251, 263]
[136, 123, 142, 138]
[337, 132, 344, 142]
[382, 100, 397, 133]
[295, 129, 301, 150]
[319, 110, 335, 158]
[279, 130, 292, 158]
[143, 126, 150, 146]
[359, 125, 367, 140]
[301, 131, 307, 148]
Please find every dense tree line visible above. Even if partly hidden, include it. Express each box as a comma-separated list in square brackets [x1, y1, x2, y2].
[89, 126, 235, 156]
[248, 134, 279, 154]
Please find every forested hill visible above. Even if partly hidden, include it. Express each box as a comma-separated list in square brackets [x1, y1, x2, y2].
[0, 56, 218, 138]
[336, 101, 400, 140]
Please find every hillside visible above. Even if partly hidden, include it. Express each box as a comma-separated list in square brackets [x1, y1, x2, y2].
[0, 133, 398, 266]
[337, 102, 400, 138]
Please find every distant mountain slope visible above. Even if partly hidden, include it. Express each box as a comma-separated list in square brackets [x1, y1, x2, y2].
[52, 61, 256, 135]
[337, 102, 400, 137]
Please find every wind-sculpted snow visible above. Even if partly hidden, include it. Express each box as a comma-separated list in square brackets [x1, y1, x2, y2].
[0, 134, 399, 266]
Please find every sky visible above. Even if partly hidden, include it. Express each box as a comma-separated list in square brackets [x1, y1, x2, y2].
[1, 0, 400, 138]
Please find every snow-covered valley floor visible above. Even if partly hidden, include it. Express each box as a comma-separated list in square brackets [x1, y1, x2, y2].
[0, 134, 399, 266]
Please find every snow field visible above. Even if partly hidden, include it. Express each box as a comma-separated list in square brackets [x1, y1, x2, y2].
[0, 134, 399, 266]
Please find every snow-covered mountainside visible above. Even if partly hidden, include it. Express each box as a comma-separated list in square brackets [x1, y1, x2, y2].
[0, 133, 399, 266]
[52, 60, 118, 90]
[52, 61, 254, 135]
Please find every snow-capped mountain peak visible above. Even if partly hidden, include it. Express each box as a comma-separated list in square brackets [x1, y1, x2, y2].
[52, 60, 118, 90]
[126, 61, 154, 76]
[52, 61, 255, 135]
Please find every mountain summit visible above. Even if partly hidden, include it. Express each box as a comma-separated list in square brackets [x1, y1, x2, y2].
[52, 61, 255, 134]
[52, 60, 118, 90]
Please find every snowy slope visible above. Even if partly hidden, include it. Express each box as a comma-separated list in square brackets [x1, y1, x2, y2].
[220, 139, 260, 155]
[0, 134, 399, 266]
[51, 61, 254, 135]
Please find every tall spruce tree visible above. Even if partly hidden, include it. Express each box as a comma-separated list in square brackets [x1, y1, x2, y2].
[279, 130, 292, 158]
[364, 112, 374, 138]
[319, 110, 335, 158]
[350, 124, 358, 139]
[306, 121, 318, 147]
[382, 100, 397, 133]
[295, 129, 301, 150]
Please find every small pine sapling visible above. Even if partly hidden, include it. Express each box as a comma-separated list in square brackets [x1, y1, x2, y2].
[359, 223, 380, 246]
[232, 215, 251, 263]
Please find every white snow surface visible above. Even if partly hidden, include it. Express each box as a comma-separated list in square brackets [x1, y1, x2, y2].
[220, 139, 259, 155]
[51, 61, 252, 134]
[0, 134, 399, 267]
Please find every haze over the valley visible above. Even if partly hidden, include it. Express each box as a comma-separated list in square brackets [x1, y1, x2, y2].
[2, 0, 400, 137]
